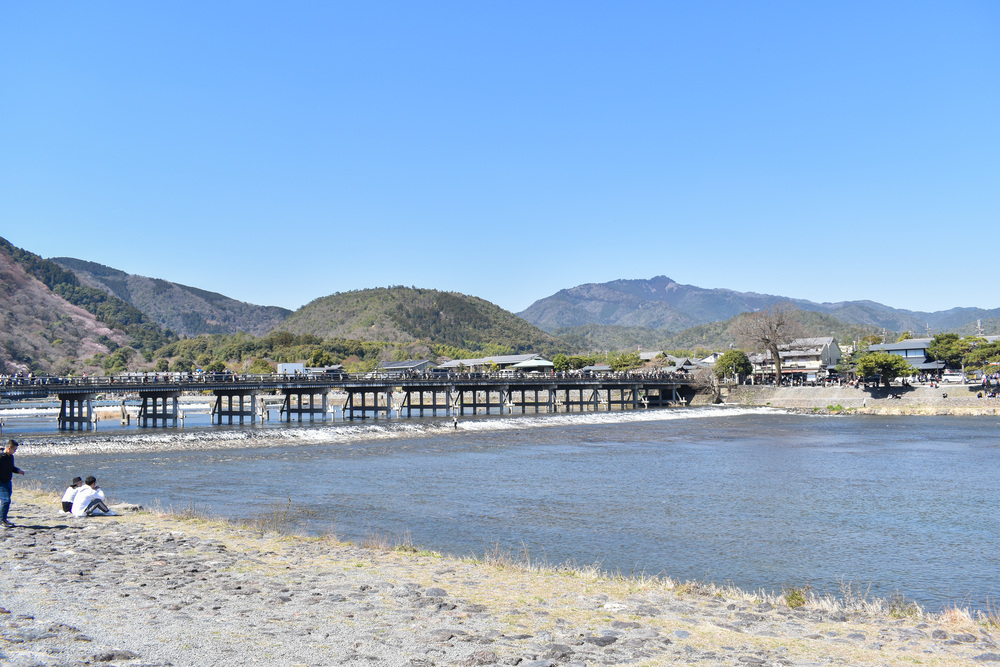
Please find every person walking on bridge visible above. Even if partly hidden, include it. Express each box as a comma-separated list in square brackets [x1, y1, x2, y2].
[0, 439, 26, 527]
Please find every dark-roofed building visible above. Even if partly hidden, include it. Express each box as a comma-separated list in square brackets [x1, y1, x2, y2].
[378, 359, 436, 376]
[867, 339, 945, 374]
[436, 354, 550, 372]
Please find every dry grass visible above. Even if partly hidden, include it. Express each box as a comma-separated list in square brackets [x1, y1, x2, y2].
[982, 599, 1000, 630]
[360, 527, 414, 551]
[20, 485, 1000, 641]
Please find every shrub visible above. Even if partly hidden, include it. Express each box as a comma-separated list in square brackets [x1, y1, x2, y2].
[783, 586, 808, 609]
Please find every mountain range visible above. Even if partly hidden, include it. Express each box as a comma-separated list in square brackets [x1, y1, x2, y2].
[517, 275, 1000, 336]
[52, 258, 291, 337]
[3, 232, 999, 376]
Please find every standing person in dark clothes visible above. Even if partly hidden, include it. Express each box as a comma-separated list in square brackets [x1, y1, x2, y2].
[0, 439, 25, 528]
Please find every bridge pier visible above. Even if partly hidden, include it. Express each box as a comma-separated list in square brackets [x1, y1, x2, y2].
[453, 387, 507, 416]
[400, 388, 452, 417]
[510, 387, 551, 413]
[343, 388, 391, 419]
[4, 376, 694, 430]
[212, 390, 257, 425]
[137, 391, 181, 427]
[280, 389, 328, 422]
[58, 394, 94, 431]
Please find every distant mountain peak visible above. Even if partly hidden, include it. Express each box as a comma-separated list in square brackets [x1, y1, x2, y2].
[518, 276, 1000, 336]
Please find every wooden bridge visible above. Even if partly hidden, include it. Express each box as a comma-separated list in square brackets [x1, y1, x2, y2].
[0, 372, 697, 431]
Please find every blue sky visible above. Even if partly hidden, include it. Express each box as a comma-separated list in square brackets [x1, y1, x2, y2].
[2, 2, 997, 315]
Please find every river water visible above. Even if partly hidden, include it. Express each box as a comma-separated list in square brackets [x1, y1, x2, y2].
[5, 407, 998, 612]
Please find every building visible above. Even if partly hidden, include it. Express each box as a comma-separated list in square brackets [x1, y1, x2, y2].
[435, 353, 552, 373]
[377, 360, 435, 376]
[866, 338, 945, 374]
[751, 337, 842, 383]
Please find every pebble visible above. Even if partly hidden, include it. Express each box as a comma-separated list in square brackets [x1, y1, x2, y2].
[0, 497, 995, 666]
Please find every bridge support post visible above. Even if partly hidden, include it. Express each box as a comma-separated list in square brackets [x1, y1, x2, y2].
[137, 391, 181, 428]
[57, 394, 95, 431]
[212, 390, 258, 425]
[281, 389, 328, 422]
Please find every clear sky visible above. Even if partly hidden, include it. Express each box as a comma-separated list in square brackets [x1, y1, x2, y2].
[2, 2, 997, 315]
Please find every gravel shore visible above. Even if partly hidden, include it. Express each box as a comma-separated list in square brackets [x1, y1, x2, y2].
[1, 491, 997, 666]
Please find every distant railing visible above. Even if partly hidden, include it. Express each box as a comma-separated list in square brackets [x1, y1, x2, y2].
[0, 369, 694, 391]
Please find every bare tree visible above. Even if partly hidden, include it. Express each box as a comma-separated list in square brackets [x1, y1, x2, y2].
[693, 366, 723, 403]
[730, 304, 803, 383]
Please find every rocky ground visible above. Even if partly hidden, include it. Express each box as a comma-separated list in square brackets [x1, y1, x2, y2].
[1, 491, 998, 667]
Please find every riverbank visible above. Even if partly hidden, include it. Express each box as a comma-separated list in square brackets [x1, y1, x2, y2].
[1, 490, 997, 666]
[724, 384, 1000, 415]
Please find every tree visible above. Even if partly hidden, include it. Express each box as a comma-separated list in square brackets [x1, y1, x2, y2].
[102, 347, 135, 375]
[609, 351, 642, 371]
[731, 304, 803, 383]
[171, 358, 194, 373]
[552, 354, 569, 372]
[695, 367, 723, 403]
[567, 355, 596, 370]
[855, 352, 915, 387]
[928, 334, 986, 372]
[962, 341, 1000, 375]
[928, 334, 961, 367]
[309, 348, 336, 367]
[714, 349, 752, 383]
[896, 331, 913, 342]
[247, 358, 274, 374]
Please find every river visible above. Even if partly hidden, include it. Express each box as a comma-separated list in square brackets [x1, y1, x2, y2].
[5, 406, 998, 613]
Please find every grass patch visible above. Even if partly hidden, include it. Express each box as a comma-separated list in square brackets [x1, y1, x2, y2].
[361, 527, 414, 551]
[889, 590, 921, 618]
[783, 586, 808, 608]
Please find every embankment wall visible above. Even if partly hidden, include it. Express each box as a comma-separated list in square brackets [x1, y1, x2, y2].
[724, 383, 1000, 415]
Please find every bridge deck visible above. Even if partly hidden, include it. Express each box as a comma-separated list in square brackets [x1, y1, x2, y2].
[1, 373, 696, 430]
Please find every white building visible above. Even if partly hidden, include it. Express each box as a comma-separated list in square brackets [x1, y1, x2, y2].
[751, 337, 842, 382]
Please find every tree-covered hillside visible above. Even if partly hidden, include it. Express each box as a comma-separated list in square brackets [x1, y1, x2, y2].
[554, 310, 886, 354]
[0, 243, 128, 375]
[281, 287, 564, 357]
[53, 257, 291, 336]
[0, 238, 173, 359]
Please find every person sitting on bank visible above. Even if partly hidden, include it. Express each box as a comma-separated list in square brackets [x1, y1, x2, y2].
[61, 476, 83, 513]
[71, 476, 111, 517]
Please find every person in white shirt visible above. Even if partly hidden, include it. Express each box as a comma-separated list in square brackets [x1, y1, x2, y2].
[71, 476, 110, 517]
[61, 476, 83, 512]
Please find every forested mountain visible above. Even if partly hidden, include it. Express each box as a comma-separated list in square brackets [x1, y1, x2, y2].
[520, 275, 1000, 335]
[5, 229, 999, 377]
[554, 310, 883, 354]
[0, 239, 135, 375]
[53, 257, 291, 337]
[280, 287, 564, 357]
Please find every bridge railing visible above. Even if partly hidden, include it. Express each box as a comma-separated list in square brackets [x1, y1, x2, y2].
[1, 369, 694, 391]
